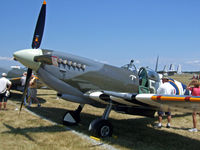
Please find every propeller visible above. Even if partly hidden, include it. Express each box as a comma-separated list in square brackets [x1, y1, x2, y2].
[32, 0, 46, 49]
[19, 0, 46, 112]
[20, 68, 32, 111]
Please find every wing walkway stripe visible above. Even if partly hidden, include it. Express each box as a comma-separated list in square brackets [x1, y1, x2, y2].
[151, 96, 200, 102]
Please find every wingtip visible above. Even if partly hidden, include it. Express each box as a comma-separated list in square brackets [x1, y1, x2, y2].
[43, 0, 46, 5]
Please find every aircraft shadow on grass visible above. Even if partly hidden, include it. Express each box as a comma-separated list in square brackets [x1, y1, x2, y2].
[2, 123, 67, 143]
[19, 106, 199, 150]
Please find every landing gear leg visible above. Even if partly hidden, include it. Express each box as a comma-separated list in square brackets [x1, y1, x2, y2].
[89, 103, 113, 138]
[63, 104, 84, 126]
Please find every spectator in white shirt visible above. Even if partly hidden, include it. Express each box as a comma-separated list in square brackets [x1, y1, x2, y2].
[0, 73, 12, 110]
[156, 76, 175, 128]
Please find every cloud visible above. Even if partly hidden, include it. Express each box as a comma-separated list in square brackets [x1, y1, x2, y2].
[0, 56, 13, 61]
[134, 60, 140, 64]
[185, 60, 200, 65]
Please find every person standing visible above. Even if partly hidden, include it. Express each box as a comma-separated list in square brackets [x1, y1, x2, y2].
[20, 72, 27, 87]
[21, 72, 28, 105]
[156, 76, 175, 128]
[0, 73, 12, 110]
[187, 79, 200, 132]
[27, 75, 40, 107]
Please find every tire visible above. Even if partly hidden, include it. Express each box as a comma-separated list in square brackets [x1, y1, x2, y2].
[91, 119, 113, 138]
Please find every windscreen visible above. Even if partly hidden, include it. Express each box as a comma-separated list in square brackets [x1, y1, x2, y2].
[139, 67, 160, 94]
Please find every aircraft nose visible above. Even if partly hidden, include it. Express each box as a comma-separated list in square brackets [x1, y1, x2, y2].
[13, 49, 43, 71]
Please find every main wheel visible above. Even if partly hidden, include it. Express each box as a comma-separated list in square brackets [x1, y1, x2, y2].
[90, 119, 113, 138]
[62, 111, 80, 126]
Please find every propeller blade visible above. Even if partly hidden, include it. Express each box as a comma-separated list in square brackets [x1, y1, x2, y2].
[32, 0, 46, 49]
[19, 68, 32, 112]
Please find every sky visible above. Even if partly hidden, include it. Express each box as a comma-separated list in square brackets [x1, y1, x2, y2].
[0, 0, 200, 71]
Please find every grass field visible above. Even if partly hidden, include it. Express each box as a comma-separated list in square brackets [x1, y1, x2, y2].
[1, 74, 200, 150]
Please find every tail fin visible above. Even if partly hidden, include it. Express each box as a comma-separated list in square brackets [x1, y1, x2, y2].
[155, 56, 159, 72]
[177, 64, 182, 74]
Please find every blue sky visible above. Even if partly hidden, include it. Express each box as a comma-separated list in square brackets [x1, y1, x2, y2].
[0, 0, 200, 71]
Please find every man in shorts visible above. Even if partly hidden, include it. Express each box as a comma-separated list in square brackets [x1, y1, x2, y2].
[156, 75, 174, 128]
[157, 111, 171, 128]
[27, 75, 40, 107]
[0, 73, 12, 110]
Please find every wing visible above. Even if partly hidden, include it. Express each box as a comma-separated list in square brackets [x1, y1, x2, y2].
[85, 90, 200, 113]
[135, 94, 200, 112]
[9, 75, 42, 92]
[9, 77, 23, 91]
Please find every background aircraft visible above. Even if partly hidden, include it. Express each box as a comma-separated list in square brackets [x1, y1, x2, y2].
[155, 56, 182, 76]
[0, 66, 26, 91]
[0, 65, 43, 92]
[13, 1, 200, 138]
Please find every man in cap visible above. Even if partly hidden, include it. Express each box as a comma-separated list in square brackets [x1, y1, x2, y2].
[0, 73, 12, 110]
[155, 75, 175, 128]
[157, 75, 175, 95]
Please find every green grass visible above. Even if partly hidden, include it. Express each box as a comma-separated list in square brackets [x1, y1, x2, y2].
[1, 73, 200, 150]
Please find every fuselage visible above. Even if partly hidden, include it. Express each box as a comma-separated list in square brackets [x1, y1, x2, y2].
[14, 49, 139, 97]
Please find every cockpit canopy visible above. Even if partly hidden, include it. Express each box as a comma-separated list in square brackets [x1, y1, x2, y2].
[121, 62, 160, 82]
[121, 62, 137, 74]
[121, 60, 161, 94]
[145, 67, 160, 82]
[138, 67, 160, 94]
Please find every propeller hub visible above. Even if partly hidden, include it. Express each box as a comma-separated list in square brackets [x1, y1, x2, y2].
[13, 49, 43, 71]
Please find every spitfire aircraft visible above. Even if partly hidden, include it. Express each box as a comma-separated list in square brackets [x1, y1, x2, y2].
[13, 1, 200, 137]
